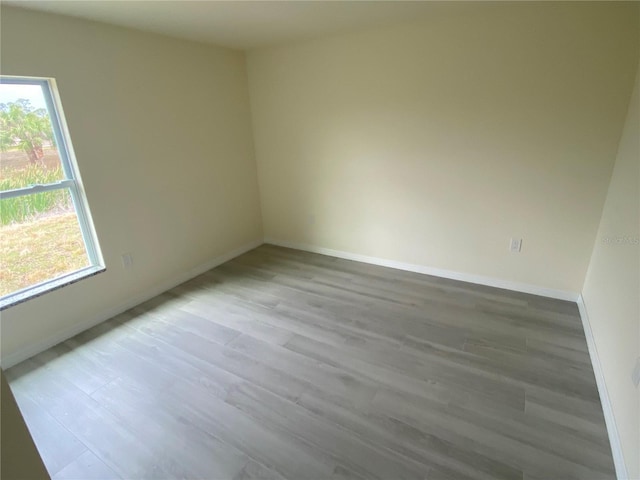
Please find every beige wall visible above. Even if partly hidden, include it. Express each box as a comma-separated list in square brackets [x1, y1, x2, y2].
[582, 67, 640, 479]
[0, 7, 263, 362]
[247, 2, 639, 294]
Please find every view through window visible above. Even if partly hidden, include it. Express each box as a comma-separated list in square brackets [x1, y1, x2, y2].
[0, 77, 103, 307]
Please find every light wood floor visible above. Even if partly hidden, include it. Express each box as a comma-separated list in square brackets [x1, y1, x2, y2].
[7, 245, 615, 480]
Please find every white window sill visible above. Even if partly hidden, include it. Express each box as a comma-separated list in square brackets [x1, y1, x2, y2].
[0, 266, 106, 311]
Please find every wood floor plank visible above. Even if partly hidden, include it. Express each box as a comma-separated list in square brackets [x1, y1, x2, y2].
[180, 299, 295, 345]
[294, 386, 521, 480]
[283, 332, 526, 411]
[8, 362, 170, 479]
[6, 388, 87, 477]
[7, 244, 614, 479]
[233, 460, 287, 480]
[227, 333, 379, 410]
[163, 378, 338, 479]
[371, 388, 613, 480]
[53, 450, 122, 480]
[115, 308, 309, 402]
[225, 381, 428, 480]
[27, 341, 117, 396]
[90, 376, 249, 480]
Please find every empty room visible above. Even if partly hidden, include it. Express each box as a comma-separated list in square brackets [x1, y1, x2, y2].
[0, 1, 638, 479]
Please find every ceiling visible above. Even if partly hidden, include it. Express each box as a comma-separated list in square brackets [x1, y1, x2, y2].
[4, 1, 465, 50]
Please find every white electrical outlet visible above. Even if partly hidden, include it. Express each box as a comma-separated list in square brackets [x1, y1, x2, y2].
[121, 253, 133, 269]
[509, 238, 522, 253]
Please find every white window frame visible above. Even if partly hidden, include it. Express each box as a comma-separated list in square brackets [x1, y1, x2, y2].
[0, 76, 104, 309]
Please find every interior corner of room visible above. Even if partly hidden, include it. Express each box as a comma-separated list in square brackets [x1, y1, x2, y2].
[0, 2, 638, 479]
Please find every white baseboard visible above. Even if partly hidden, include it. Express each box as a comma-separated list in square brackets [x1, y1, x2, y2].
[577, 295, 627, 480]
[264, 238, 579, 301]
[0, 239, 263, 369]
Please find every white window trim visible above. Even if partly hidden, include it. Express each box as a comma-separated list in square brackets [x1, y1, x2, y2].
[0, 76, 105, 310]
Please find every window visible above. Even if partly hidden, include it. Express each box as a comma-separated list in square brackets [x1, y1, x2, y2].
[0, 77, 104, 309]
